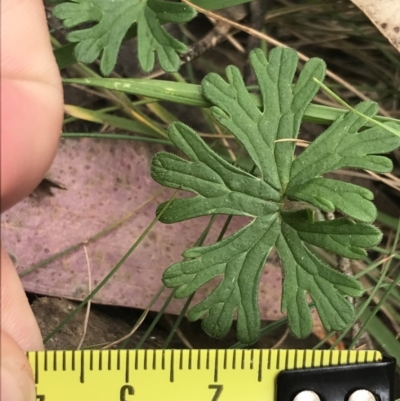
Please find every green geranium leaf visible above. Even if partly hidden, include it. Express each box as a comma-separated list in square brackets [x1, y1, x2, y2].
[151, 47, 400, 344]
[53, 0, 196, 75]
[286, 178, 376, 223]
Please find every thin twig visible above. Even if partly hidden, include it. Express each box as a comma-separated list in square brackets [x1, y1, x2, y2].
[77, 245, 92, 350]
[164, 315, 194, 349]
[141, 20, 239, 80]
[206, 16, 245, 53]
[274, 138, 310, 147]
[214, 124, 236, 162]
[245, 0, 270, 85]
[101, 313, 149, 349]
[272, 328, 290, 349]
[367, 171, 400, 192]
[181, 0, 391, 117]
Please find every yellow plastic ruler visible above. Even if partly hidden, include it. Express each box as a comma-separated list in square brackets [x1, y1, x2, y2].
[27, 349, 386, 401]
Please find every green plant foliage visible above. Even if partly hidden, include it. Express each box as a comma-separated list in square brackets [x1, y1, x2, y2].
[53, 0, 196, 75]
[191, 0, 252, 10]
[151, 47, 400, 344]
[61, 76, 400, 127]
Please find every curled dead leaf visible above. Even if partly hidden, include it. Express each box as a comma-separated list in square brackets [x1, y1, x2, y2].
[350, 0, 400, 52]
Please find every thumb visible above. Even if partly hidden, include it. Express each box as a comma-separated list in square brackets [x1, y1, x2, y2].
[1, 331, 36, 401]
[1, 246, 42, 401]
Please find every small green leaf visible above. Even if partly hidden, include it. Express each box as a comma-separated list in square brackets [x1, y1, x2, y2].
[151, 47, 400, 343]
[286, 178, 376, 222]
[281, 210, 382, 259]
[151, 122, 280, 224]
[53, 0, 196, 75]
[276, 223, 364, 338]
[288, 103, 400, 189]
[163, 215, 280, 342]
[202, 48, 326, 190]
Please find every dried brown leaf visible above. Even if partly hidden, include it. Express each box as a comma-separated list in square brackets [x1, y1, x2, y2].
[350, 0, 400, 52]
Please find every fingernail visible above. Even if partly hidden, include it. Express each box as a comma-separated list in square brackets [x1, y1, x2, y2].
[1, 364, 36, 401]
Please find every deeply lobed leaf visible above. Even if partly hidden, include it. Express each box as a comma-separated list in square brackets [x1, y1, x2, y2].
[276, 223, 364, 338]
[286, 178, 376, 222]
[288, 102, 400, 187]
[164, 215, 279, 341]
[151, 47, 400, 344]
[53, 0, 196, 75]
[281, 210, 382, 259]
[202, 48, 326, 190]
[151, 123, 280, 223]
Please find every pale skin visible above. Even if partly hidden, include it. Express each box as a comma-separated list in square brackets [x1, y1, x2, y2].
[1, 1, 63, 400]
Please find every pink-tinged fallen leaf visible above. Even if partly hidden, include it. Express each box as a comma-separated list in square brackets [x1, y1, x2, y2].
[1, 138, 284, 320]
[350, 0, 400, 52]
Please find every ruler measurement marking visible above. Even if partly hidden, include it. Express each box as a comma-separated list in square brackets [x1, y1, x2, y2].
[153, 350, 157, 370]
[214, 350, 219, 383]
[72, 350, 76, 371]
[134, 351, 139, 370]
[62, 350, 66, 371]
[206, 349, 210, 370]
[99, 350, 103, 370]
[250, 349, 254, 370]
[179, 350, 183, 370]
[232, 350, 236, 370]
[188, 349, 192, 370]
[144, 349, 148, 370]
[170, 350, 175, 382]
[89, 350, 94, 371]
[107, 350, 112, 370]
[276, 349, 280, 370]
[125, 351, 130, 384]
[312, 350, 316, 368]
[34, 352, 39, 384]
[267, 349, 271, 370]
[285, 349, 290, 369]
[162, 351, 166, 370]
[117, 350, 121, 370]
[53, 351, 57, 371]
[44, 351, 48, 372]
[258, 350, 263, 382]
[293, 349, 298, 369]
[223, 349, 227, 370]
[241, 350, 245, 369]
[80, 351, 85, 383]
